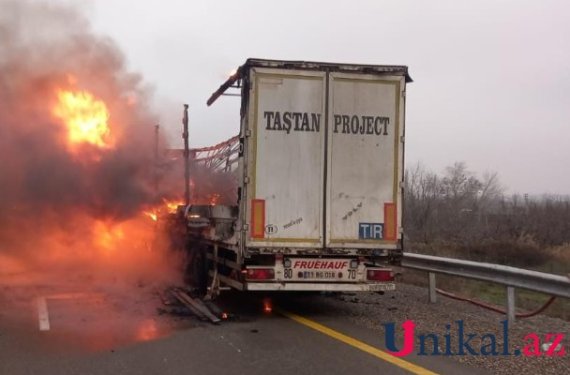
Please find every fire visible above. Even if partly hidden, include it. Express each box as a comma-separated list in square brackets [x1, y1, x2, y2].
[0, 1, 190, 350]
[208, 193, 220, 206]
[263, 298, 273, 314]
[141, 199, 183, 223]
[162, 198, 184, 213]
[93, 220, 125, 253]
[52, 89, 113, 150]
[144, 211, 158, 222]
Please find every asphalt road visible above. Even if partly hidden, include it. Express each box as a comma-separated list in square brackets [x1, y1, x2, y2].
[0, 282, 488, 375]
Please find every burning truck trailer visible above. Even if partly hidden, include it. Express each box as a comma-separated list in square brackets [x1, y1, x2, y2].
[175, 59, 412, 296]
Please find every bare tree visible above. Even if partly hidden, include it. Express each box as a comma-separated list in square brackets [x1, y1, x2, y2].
[404, 162, 440, 242]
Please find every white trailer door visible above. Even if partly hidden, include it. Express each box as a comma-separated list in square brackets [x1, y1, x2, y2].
[326, 73, 405, 248]
[246, 68, 326, 248]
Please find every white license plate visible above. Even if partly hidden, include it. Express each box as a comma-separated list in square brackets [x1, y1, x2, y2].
[369, 283, 396, 291]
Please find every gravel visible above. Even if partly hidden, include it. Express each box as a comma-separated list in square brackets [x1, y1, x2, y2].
[312, 283, 569, 374]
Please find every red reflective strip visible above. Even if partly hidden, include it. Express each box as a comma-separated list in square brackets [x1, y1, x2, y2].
[251, 199, 265, 238]
[384, 203, 397, 241]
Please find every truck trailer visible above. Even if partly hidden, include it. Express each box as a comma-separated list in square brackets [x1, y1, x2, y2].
[180, 58, 412, 295]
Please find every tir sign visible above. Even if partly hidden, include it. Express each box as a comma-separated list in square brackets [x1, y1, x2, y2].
[359, 223, 383, 240]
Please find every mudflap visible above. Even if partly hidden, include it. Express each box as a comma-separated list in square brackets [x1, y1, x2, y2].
[185, 244, 208, 296]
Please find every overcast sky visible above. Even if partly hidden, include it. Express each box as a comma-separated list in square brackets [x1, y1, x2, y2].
[66, 0, 569, 194]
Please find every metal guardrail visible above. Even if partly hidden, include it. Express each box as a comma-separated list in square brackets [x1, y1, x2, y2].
[401, 252, 570, 321]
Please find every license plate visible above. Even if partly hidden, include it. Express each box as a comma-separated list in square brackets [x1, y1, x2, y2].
[298, 270, 339, 279]
[369, 283, 396, 291]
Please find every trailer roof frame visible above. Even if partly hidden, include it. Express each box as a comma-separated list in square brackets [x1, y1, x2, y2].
[206, 58, 412, 107]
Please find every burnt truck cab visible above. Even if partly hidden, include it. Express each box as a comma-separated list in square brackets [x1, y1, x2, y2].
[187, 58, 411, 293]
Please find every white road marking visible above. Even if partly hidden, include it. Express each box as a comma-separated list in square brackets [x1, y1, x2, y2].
[35, 292, 105, 332]
[37, 297, 50, 331]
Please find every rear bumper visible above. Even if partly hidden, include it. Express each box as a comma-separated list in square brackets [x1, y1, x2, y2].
[244, 282, 395, 292]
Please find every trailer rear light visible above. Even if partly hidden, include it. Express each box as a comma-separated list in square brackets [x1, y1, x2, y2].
[367, 269, 394, 281]
[283, 258, 292, 268]
[245, 268, 275, 280]
[349, 259, 358, 269]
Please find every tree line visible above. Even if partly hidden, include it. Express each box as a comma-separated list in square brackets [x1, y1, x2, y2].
[404, 162, 570, 249]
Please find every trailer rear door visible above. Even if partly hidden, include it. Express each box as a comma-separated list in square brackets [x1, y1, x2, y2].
[325, 73, 405, 249]
[246, 68, 326, 248]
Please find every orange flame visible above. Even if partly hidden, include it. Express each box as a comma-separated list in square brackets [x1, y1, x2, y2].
[93, 220, 125, 253]
[144, 211, 158, 222]
[208, 193, 220, 206]
[52, 89, 113, 150]
[162, 198, 184, 214]
[141, 199, 183, 222]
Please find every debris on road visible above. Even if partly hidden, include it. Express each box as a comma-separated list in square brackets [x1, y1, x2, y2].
[168, 288, 221, 324]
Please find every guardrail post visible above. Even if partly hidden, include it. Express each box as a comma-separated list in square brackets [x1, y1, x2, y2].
[428, 272, 437, 303]
[506, 286, 516, 323]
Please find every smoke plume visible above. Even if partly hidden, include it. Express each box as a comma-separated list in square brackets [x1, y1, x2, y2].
[0, 1, 180, 285]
